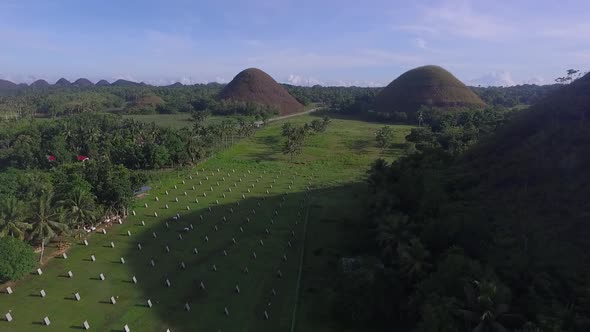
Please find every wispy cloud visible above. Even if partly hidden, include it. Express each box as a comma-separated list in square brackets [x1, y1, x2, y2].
[285, 74, 323, 86]
[246, 48, 422, 70]
[284, 74, 384, 87]
[424, 1, 515, 40]
[394, 0, 516, 41]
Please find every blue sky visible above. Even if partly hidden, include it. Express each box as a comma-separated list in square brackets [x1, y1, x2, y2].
[0, 0, 588, 86]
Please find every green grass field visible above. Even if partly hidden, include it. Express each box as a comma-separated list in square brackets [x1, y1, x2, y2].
[0, 114, 412, 331]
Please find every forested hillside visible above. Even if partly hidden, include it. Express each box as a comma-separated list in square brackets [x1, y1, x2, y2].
[338, 74, 590, 331]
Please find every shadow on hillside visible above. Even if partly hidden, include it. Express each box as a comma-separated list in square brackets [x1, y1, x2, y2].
[124, 183, 363, 332]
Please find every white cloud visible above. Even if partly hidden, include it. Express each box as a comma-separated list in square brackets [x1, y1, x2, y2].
[214, 77, 229, 84]
[285, 74, 323, 86]
[113, 75, 139, 82]
[522, 76, 546, 85]
[468, 71, 516, 87]
[180, 77, 197, 85]
[330, 80, 385, 87]
[281, 74, 384, 87]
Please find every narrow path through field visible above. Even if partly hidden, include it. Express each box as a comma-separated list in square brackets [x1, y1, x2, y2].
[269, 107, 322, 123]
[290, 190, 311, 332]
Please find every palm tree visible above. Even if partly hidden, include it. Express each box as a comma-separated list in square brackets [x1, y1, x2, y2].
[376, 214, 412, 263]
[458, 280, 514, 332]
[29, 192, 69, 262]
[0, 196, 31, 239]
[59, 189, 97, 230]
[397, 237, 432, 281]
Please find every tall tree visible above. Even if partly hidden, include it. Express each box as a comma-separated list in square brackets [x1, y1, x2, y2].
[376, 126, 395, 151]
[29, 192, 69, 262]
[282, 125, 308, 162]
[397, 237, 432, 281]
[59, 188, 97, 230]
[0, 196, 31, 240]
[458, 280, 515, 332]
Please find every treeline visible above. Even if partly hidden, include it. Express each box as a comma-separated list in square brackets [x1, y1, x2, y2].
[0, 83, 558, 121]
[326, 84, 559, 123]
[282, 84, 380, 106]
[0, 85, 223, 119]
[0, 111, 259, 280]
[190, 97, 279, 119]
[471, 84, 560, 107]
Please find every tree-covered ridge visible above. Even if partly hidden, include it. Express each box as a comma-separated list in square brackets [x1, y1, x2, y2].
[337, 74, 590, 331]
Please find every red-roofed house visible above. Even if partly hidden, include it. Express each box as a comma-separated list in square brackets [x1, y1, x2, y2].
[47, 155, 56, 162]
[76, 155, 89, 162]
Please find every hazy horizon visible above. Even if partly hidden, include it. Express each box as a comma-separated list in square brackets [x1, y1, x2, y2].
[1, 0, 588, 87]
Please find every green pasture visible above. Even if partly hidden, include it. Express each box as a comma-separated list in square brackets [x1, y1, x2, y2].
[0, 114, 412, 331]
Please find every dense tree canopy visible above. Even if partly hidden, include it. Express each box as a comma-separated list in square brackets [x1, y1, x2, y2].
[0, 236, 37, 281]
[0, 109, 259, 277]
[335, 74, 590, 331]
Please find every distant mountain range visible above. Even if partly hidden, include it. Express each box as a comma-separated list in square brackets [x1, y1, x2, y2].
[0, 78, 189, 90]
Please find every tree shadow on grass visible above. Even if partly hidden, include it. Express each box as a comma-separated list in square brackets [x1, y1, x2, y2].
[246, 135, 282, 161]
[309, 109, 376, 123]
[126, 180, 356, 332]
[349, 139, 372, 154]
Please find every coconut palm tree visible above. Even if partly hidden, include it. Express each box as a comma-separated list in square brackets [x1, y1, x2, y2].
[59, 189, 97, 230]
[397, 237, 432, 281]
[376, 214, 412, 263]
[458, 280, 514, 332]
[0, 196, 31, 240]
[29, 192, 69, 262]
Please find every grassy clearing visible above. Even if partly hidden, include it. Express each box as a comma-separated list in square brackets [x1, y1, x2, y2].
[0, 115, 412, 331]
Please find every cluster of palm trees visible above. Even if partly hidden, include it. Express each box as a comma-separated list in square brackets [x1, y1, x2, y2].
[0, 189, 98, 262]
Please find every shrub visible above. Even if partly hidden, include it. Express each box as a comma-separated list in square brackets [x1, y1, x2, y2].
[0, 236, 37, 281]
